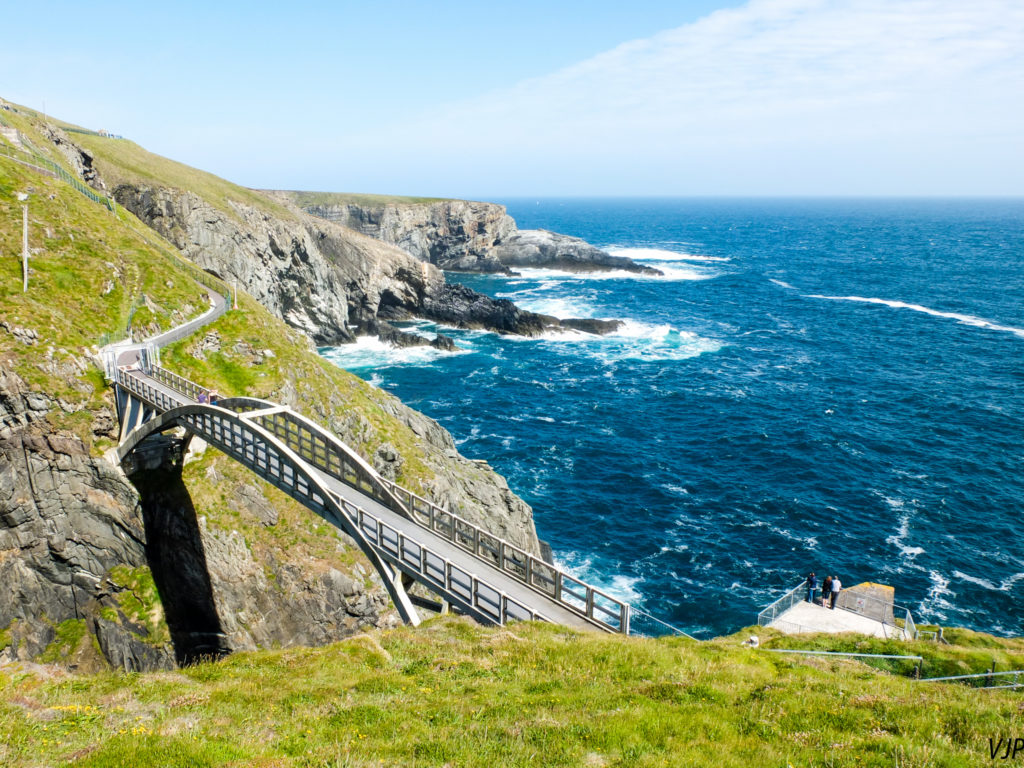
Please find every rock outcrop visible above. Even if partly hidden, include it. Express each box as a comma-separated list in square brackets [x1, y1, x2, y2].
[0, 363, 167, 670]
[492, 229, 661, 275]
[294, 196, 660, 275]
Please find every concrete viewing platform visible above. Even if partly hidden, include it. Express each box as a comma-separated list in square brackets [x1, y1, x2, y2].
[768, 600, 911, 640]
[760, 582, 915, 640]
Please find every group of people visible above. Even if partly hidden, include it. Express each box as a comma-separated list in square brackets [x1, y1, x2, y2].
[197, 390, 219, 405]
[805, 572, 842, 609]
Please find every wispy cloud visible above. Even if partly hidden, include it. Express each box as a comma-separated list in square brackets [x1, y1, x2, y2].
[328, 0, 1024, 195]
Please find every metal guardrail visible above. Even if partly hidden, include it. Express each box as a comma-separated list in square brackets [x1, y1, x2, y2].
[151, 366, 210, 401]
[757, 580, 809, 626]
[762, 648, 925, 677]
[840, 589, 918, 640]
[758, 580, 921, 641]
[921, 670, 1024, 690]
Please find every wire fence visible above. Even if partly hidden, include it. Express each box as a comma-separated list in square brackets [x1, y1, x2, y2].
[62, 126, 125, 140]
[0, 141, 114, 210]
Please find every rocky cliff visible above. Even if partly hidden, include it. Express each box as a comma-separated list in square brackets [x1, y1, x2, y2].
[0, 112, 550, 674]
[291, 194, 660, 275]
[111, 185, 618, 345]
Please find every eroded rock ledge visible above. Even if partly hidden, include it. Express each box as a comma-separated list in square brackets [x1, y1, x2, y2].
[284, 195, 661, 276]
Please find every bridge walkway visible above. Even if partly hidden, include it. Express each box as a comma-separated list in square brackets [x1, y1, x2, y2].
[117, 365, 613, 633]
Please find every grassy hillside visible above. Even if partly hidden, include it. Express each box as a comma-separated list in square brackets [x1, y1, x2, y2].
[0, 156, 211, 450]
[1, 617, 1020, 767]
[283, 189, 455, 208]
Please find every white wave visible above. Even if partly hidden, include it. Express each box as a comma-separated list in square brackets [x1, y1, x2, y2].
[806, 295, 1024, 339]
[502, 265, 715, 282]
[770, 278, 796, 290]
[885, 513, 926, 561]
[506, 320, 724, 363]
[605, 246, 730, 263]
[502, 295, 597, 318]
[952, 570, 1024, 592]
[919, 571, 956, 620]
[319, 335, 469, 369]
[662, 484, 690, 497]
[554, 551, 644, 604]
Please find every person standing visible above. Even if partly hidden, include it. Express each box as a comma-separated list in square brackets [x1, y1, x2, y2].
[830, 575, 842, 609]
[821, 575, 832, 607]
[806, 572, 818, 604]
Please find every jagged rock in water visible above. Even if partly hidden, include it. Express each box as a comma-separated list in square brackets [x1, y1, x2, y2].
[492, 229, 662, 275]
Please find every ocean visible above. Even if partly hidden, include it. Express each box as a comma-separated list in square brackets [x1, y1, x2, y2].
[321, 198, 1024, 638]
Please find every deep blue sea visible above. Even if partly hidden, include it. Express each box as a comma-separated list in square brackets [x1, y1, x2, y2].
[322, 198, 1024, 638]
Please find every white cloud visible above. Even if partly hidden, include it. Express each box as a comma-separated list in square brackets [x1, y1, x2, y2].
[321, 0, 1024, 195]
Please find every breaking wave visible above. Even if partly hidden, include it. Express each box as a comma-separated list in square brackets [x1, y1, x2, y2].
[806, 295, 1024, 339]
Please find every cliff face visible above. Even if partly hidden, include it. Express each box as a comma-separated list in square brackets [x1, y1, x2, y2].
[296, 196, 660, 275]
[113, 185, 595, 343]
[304, 199, 517, 273]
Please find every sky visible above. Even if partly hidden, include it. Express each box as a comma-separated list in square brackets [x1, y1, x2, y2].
[3, 0, 1022, 197]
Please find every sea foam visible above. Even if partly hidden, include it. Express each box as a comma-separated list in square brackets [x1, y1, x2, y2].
[606, 246, 731, 263]
[505, 320, 724, 363]
[503, 265, 716, 282]
[319, 335, 471, 370]
[807, 295, 1024, 339]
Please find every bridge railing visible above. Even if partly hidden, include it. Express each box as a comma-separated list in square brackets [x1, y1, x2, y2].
[116, 367, 187, 413]
[128, 398, 552, 628]
[151, 366, 210, 401]
[240, 403, 647, 633]
[378, 478, 660, 635]
[347, 502, 550, 627]
[119, 366, 688, 637]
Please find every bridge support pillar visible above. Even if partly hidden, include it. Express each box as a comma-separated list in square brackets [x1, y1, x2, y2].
[390, 572, 421, 627]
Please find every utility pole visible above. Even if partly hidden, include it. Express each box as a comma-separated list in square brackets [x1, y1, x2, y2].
[233, 278, 238, 310]
[22, 204, 28, 292]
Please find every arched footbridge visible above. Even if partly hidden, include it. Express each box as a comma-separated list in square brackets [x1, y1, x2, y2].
[105, 283, 687, 638]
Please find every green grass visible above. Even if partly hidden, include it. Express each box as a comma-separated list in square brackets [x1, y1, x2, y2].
[759, 626, 1024, 681]
[107, 566, 171, 647]
[283, 189, 456, 208]
[0, 156, 215, 447]
[1, 617, 1020, 767]
[160, 293, 434, 491]
[38, 620, 89, 664]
